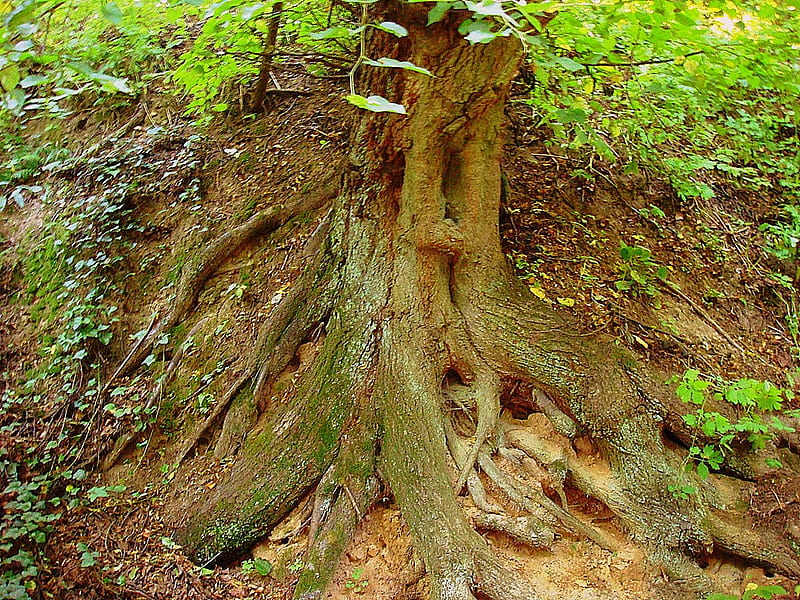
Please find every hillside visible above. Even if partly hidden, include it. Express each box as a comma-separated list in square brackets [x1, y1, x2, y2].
[2, 2, 800, 600]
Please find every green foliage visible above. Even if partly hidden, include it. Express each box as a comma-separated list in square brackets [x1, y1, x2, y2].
[0, 0, 198, 120]
[708, 584, 788, 600]
[172, 0, 331, 116]
[761, 204, 800, 262]
[0, 133, 202, 597]
[523, 0, 800, 204]
[676, 369, 796, 478]
[615, 241, 670, 297]
[0, 131, 67, 211]
[344, 567, 368, 593]
[241, 557, 272, 577]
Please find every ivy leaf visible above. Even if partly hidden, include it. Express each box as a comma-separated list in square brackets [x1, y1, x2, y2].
[363, 57, 432, 76]
[80, 549, 99, 567]
[86, 486, 109, 502]
[345, 94, 406, 114]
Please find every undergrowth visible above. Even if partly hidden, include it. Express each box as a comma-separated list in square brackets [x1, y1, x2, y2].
[0, 132, 202, 598]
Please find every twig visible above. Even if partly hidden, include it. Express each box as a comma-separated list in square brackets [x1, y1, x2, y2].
[660, 282, 752, 359]
[583, 50, 704, 68]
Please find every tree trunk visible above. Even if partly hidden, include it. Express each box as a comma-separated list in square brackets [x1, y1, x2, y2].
[114, 4, 800, 599]
[250, 1, 283, 114]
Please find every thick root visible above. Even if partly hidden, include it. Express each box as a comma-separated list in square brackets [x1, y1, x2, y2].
[112, 186, 337, 385]
[294, 423, 380, 600]
[178, 305, 377, 565]
[375, 328, 546, 600]
[474, 513, 554, 549]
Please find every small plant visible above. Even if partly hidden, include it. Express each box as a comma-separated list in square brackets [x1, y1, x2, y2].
[667, 483, 697, 500]
[761, 204, 800, 285]
[224, 282, 248, 300]
[638, 204, 666, 224]
[344, 567, 369, 594]
[676, 370, 796, 479]
[615, 242, 670, 297]
[708, 583, 788, 600]
[287, 558, 305, 573]
[77, 543, 100, 568]
[241, 558, 272, 577]
[761, 204, 800, 262]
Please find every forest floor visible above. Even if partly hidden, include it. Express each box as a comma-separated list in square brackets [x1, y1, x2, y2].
[1, 71, 799, 600]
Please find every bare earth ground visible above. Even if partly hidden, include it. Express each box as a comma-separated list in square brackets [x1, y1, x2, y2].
[1, 72, 799, 599]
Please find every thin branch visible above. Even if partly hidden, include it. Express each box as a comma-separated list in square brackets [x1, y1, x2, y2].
[583, 50, 704, 68]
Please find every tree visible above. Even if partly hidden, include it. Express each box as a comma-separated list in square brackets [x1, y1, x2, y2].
[93, 2, 799, 598]
[4, 1, 800, 599]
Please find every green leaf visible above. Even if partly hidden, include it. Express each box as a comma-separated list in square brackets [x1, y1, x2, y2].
[87, 486, 109, 502]
[554, 56, 584, 72]
[746, 585, 787, 600]
[19, 74, 47, 88]
[67, 62, 133, 94]
[428, 2, 451, 25]
[374, 21, 407, 37]
[363, 57, 432, 76]
[0, 66, 20, 93]
[253, 558, 272, 576]
[4, 88, 26, 115]
[464, 0, 506, 18]
[345, 94, 406, 114]
[13, 40, 34, 52]
[696, 462, 709, 479]
[101, 2, 124, 26]
[554, 107, 586, 124]
[465, 29, 497, 44]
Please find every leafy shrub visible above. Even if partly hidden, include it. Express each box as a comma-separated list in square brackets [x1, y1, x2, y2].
[676, 369, 797, 479]
[615, 242, 670, 297]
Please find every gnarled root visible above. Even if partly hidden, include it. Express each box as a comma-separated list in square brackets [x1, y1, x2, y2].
[109, 182, 338, 388]
[294, 421, 380, 600]
[178, 296, 379, 565]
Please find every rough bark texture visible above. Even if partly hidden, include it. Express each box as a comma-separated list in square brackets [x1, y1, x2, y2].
[118, 4, 800, 599]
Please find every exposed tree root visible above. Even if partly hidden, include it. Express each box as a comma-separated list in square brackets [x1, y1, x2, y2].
[147, 316, 209, 410]
[294, 422, 380, 600]
[110, 181, 338, 387]
[707, 509, 800, 577]
[174, 372, 250, 466]
[153, 9, 800, 598]
[178, 229, 384, 565]
[474, 513, 554, 549]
